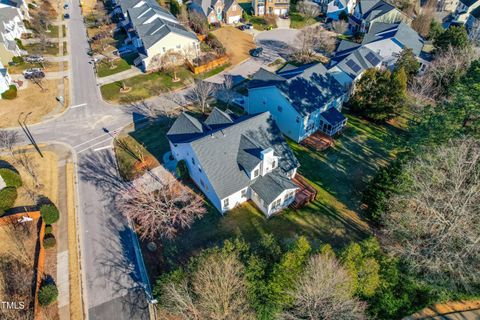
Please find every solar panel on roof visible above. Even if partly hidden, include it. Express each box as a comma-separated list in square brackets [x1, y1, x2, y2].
[365, 52, 381, 66]
[346, 59, 361, 73]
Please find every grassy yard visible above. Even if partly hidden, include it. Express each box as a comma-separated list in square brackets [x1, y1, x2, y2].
[96, 54, 136, 78]
[45, 25, 59, 38]
[114, 109, 405, 277]
[290, 12, 318, 29]
[24, 42, 60, 56]
[7, 61, 67, 74]
[100, 68, 193, 103]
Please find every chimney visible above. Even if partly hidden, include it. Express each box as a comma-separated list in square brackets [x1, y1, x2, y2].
[260, 148, 274, 176]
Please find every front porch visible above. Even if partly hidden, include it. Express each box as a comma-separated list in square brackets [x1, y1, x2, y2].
[318, 107, 348, 136]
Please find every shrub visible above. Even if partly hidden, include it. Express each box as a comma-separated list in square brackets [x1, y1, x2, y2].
[38, 283, 58, 306]
[1, 85, 17, 100]
[44, 224, 53, 234]
[40, 204, 60, 224]
[43, 234, 56, 249]
[0, 168, 22, 187]
[14, 38, 25, 50]
[0, 187, 17, 215]
[11, 56, 24, 64]
[205, 33, 226, 56]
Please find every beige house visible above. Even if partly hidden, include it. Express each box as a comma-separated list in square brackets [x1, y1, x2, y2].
[252, 0, 290, 16]
[350, 0, 412, 33]
[190, 0, 243, 24]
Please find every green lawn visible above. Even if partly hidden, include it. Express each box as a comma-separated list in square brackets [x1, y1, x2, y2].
[24, 42, 60, 56]
[100, 67, 194, 103]
[289, 12, 317, 29]
[96, 54, 136, 78]
[45, 25, 59, 38]
[117, 110, 405, 275]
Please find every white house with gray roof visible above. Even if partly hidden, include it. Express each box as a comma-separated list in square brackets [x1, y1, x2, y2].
[247, 62, 350, 141]
[113, 0, 200, 71]
[167, 108, 300, 216]
[0, 6, 27, 63]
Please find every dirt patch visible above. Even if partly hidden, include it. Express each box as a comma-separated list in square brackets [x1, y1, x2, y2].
[0, 79, 67, 128]
[211, 26, 255, 66]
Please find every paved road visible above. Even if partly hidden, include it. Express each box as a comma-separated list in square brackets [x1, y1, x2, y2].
[16, 0, 149, 319]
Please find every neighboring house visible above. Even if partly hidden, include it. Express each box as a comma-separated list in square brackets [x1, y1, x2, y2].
[118, 0, 200, 71]
[190, 0, 243, 24]
[247, 63, 349, 141]
[252, 0, 290, 16]
[437, 0, 460, 12]
[0, 60, 12, 97]
[350, 0, 412, 33]
[167, 108, 300, 216]
[0, 0, 29, 19]
[0, 7, 27, 63]
[328, 41, 383, 84]
[466, 6, 480, 41]
[361, 22, 424, 67]
[327, 0, 357, 20]
[453, 0, 480, 23]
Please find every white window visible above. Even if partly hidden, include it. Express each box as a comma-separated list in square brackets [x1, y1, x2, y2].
[241, 188, 247, 197]
[271, 160, 276, 169]
[223, 198, 229, 208]
[253, 169, 259, 178]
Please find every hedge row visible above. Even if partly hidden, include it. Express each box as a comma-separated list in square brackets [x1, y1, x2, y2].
[0, 168, 22, 188]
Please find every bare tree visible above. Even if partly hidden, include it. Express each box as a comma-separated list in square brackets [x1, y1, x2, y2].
[281, 254, 367, 320]
[332, 20, 348, 35]
[0, 130, 19, 159]
[14, 152, 40, 202]
[161, 252, 255, 320]
[178, 5, 189, 25]
[190, 80, 217, 113]
[381, 138, 480, 292]
[293, 25, 336, 62]
[150, 50, 185, 82]
[222, 73, 235, 107]
[409, 45, 479, 104]
[411, 0, 435, 37]
[296, 1, 321, 19]
[118, 168, 206, 240]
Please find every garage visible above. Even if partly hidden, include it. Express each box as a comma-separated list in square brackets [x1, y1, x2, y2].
[274, 8, 281, 15]
[228, 15, 241, 24]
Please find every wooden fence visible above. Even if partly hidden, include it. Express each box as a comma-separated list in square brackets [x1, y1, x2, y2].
[187, 55, 229, 75]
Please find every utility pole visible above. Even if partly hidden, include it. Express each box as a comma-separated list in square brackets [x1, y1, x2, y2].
[18, 112, 44, 158]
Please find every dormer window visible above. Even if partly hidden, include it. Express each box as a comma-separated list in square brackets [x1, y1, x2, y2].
[272, 160, 276, 169]
[223, 198, 229, 208]
[253, 169, 259, 178]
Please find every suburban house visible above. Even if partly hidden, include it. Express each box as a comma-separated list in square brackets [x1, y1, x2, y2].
[0, 6, 27, 63]
[0, 60, 12, 97]
[252, 0, 290, 16]
[349, 0, 412, 33]
[167, 108, 300, 216]
[328, 41, 383, 85]
[113, 0, 200, 71]
[327, 0, 357, 20]
[189, 0, 243, 24]
[0, 0, 29, 19]
[453, 0, 480, 23]
[466, 6, 480, 41]
[247, 63, 349, 141]
[437, 0, 460, 12]
[361, 22, 424, 67]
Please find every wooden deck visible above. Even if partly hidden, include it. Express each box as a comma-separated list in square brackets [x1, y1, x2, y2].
[301, 131, 334, 151]
[290, 174, 317, 209]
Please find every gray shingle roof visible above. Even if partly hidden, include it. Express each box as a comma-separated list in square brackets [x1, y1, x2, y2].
[168, 110, 299, 200]
[167, 112, 205, 143]
[331, 46, 382, 78]
[0, 0, 23, 8]
[204, 107, 234, 128]
[471, 6, 480, 18]
[127, 0, 198, 49]
[362, 22, 424, 55]
[359, 0, 397, 22]
[321, 107, 346, 125]
[251, 170, 298, 204]
[249, 64, 347, 116]
[191, 0, 216, 16]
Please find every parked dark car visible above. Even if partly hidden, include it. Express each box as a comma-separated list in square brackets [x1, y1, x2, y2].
[245, 23, 253, 29]
[237, 25, 247, 31]
[250, 47, 263, 57]
[64, 13, 70, 19]
[23, 68, 45, 79]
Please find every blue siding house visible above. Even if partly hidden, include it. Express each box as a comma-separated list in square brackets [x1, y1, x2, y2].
[247, 63, 349, 142]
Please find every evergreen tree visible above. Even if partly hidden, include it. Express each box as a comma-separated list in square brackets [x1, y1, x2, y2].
[394, 48, 420, 80]
[433, 26, 469, 52]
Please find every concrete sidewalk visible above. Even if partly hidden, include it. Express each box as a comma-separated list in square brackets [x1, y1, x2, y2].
[96, 67, 143, 85]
